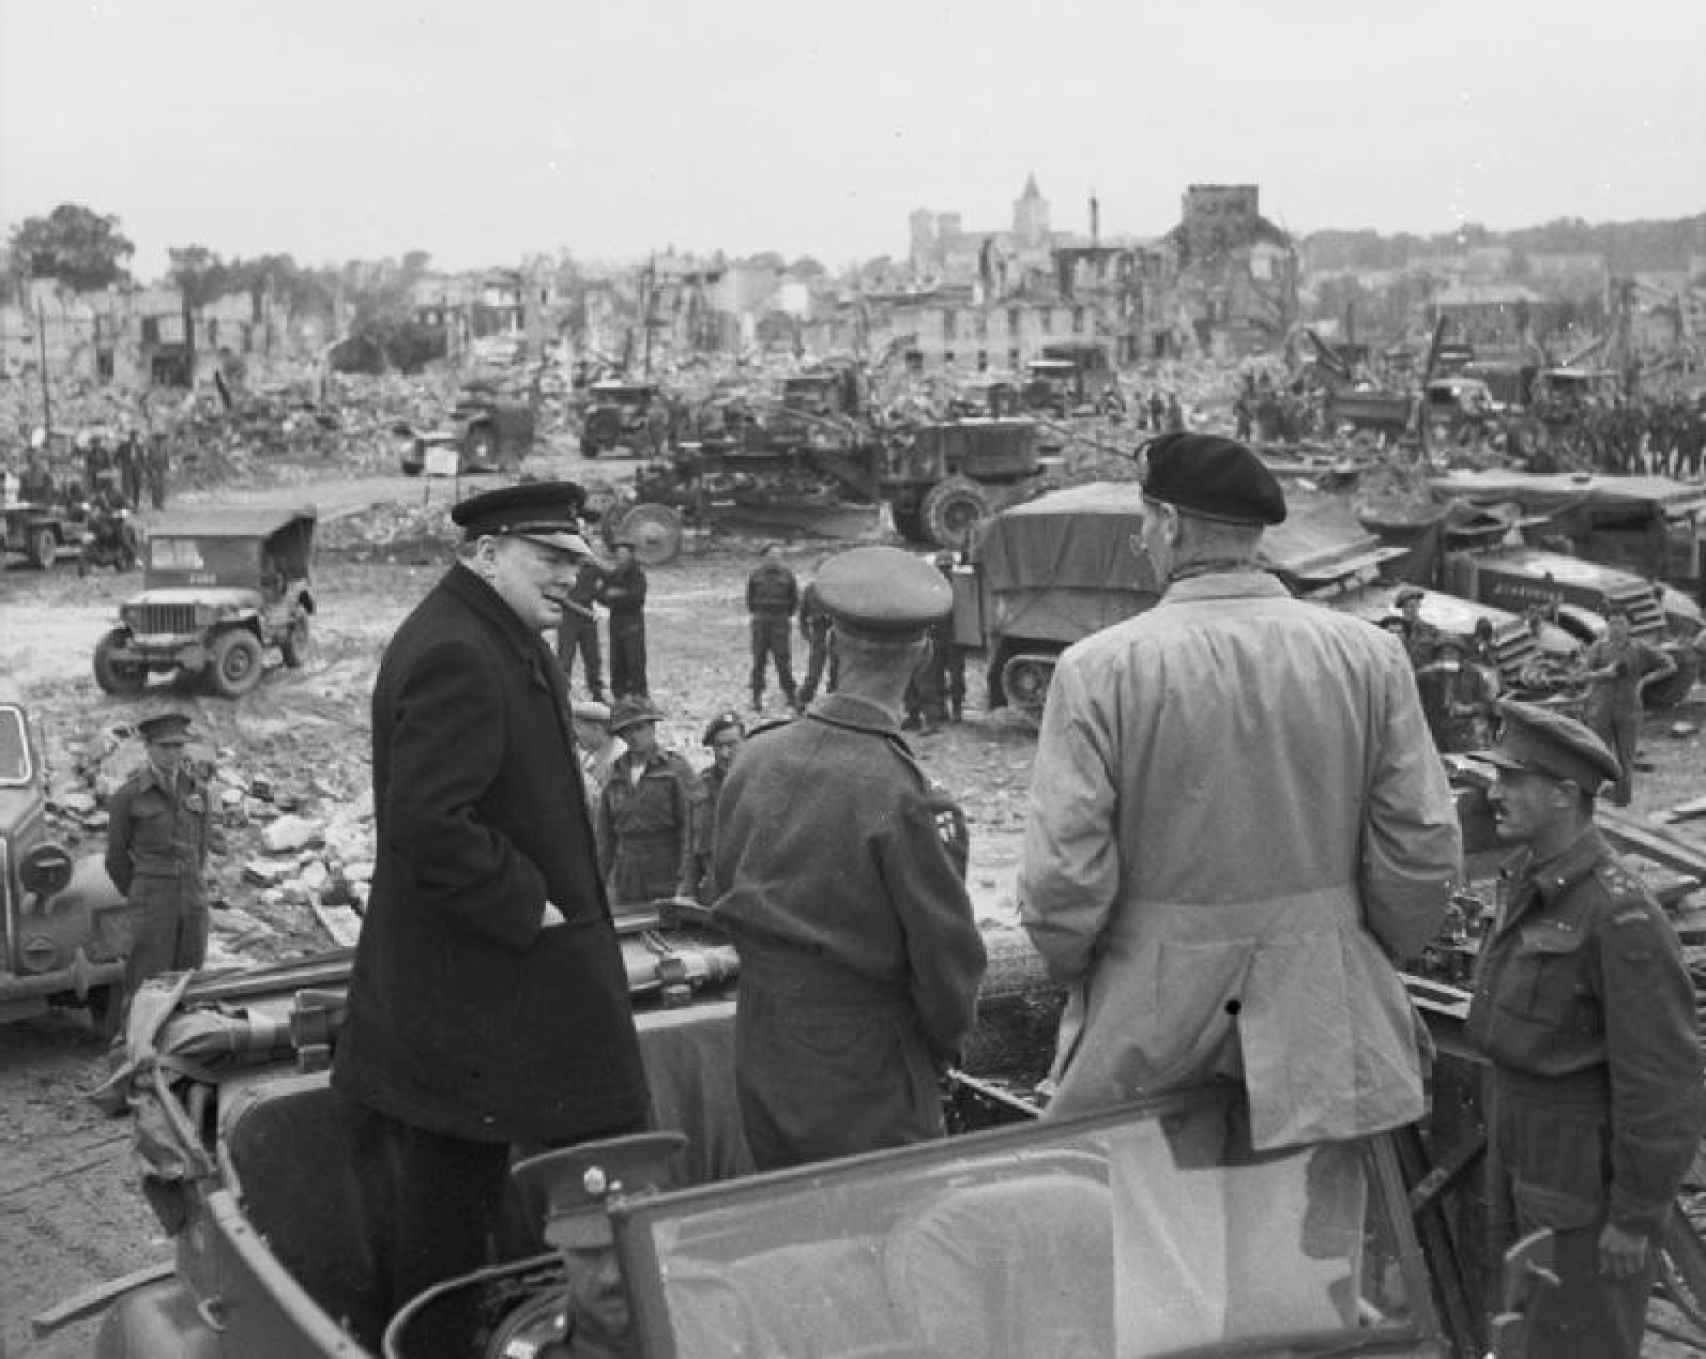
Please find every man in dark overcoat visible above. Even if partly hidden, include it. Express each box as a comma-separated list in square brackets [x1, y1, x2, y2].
[331, 481, 650, 1356]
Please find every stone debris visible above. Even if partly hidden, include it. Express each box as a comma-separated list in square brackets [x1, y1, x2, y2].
[260, 814, 320, 853]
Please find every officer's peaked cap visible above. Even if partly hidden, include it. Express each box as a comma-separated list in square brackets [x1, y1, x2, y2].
[1477, 699, 1621, 793]
[815, 546, 952, 640]
[1141, 433, 1286, 526]
[451, 481, 593, 557]
[137, 712, 193, 744]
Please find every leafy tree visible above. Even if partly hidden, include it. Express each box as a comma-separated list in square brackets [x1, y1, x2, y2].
[167, 244, 231, 310]
[8, 203, 134, 291]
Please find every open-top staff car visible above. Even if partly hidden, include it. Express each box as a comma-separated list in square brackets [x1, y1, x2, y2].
[93, 506, 317, 700]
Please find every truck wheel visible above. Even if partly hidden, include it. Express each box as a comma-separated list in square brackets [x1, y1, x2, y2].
[1001, 652, 1058, 716]
[209, 629, 265, 698]
[922, 477, 993, 551]
[30, 526, 57, 570]
[93, 629, 147, 696]
[281, 614, 312, 669]
[618, 504, 683, 566]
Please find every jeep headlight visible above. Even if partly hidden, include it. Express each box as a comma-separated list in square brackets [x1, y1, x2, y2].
[20, 843, 74, 897]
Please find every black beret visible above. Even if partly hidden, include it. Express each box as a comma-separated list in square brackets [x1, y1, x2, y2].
[451, 481, 592, 556]
[137, 712, 192, 743]
[1477, 699, 1621, 792]
[1142, 433, 1286, 526]
[815, 546, 952, 640]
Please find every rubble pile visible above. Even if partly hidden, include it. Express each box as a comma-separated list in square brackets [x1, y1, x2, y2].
[317, 498, 460, 563]
[41, 717, 379, 965]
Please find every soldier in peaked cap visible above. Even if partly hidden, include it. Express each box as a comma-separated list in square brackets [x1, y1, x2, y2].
[1467, 700, 1705, 1358]
[333, 478, 648, 1353]
[711, 545, 987, 1170]
[106, 711, 217, 1013]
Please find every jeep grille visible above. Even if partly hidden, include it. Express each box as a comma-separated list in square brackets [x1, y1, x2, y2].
[127, 603, 198, 635]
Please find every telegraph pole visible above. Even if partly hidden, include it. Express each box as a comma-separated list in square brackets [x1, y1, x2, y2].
[35, 298, 53, 440]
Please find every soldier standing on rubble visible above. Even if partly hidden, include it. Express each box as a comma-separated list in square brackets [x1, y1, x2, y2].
[332, 482, 648, 1358]
[1469, 701, 1705, 1358]
[554, 551, 608, 702]
[746, 544, 800, 713]
[602, 540, 650, 699]
[1019, 432, 1460, 1148]
[712, 546, 987, 1170]
[1579, 608, 1675, 807]
[104, 713, 216, 1012]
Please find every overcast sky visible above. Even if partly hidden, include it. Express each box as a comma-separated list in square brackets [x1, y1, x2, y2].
[2, 0, 1702, 279]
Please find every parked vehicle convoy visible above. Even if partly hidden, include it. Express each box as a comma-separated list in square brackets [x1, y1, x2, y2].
[74, 931, 1512, 1359]
[0, 684, 128, 1033]
[956, 483, 1571, 719]
[1019, 341, 1120, 415]
[92, 507, 318, 699]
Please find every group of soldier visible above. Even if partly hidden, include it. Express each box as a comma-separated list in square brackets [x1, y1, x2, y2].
[95, 439, 1706, 1357]
[1544, 392, 1706, 479]
[10, 426, 172, 513]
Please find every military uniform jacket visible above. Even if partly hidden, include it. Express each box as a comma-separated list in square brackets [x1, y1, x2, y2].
[1583, 635, 1668, 714]
[601, 561, 647, 622]
[1020, 571, 1462, 1150]
[595, 747, 694, 901]
[746, 561, 799, 617]
[105, 763, 213, 892]
[1466, 828, 1705, 1233]
[710, 694, 986, 1060]
[332, 565, 648, 1145]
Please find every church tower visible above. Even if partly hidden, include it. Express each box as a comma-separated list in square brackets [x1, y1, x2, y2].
[1012, 173, 1051, 249]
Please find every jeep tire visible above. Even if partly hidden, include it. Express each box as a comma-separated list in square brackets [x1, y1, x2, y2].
[209, 629, 265, 698]
[93, 629, 148, 696]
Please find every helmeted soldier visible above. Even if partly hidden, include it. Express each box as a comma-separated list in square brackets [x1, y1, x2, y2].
[1468, 700, 1706, 1357]
[746, 544, 800, 713]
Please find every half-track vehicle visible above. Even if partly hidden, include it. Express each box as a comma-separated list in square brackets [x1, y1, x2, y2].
[74, 924, 1514, 1359]
[93, 507, 317, 700]
[0, 684, 128, 1033]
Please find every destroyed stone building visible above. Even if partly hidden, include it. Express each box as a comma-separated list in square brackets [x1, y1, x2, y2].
[0, 278, 298, 390]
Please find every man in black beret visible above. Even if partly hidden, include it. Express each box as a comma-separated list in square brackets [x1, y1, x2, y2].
[333, 480, 649, 1354]
[1468, 700, 1704, 1356]
[1021, 432, 1459, 1294]
[712, 546, 987, 1170]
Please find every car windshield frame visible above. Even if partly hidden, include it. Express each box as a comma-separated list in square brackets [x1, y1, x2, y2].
[0, 705, 32, 787]
[609, 1083, 1442, 1359]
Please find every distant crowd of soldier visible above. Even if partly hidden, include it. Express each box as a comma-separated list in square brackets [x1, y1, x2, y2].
[6, 426, 173, 513]
[1529, 392, 1706, 478]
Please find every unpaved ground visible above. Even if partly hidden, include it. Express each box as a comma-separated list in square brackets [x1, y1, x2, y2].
[4, 456, 1706, 1355]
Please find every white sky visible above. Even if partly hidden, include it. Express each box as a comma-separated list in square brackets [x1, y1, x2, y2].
[2, 0, 1702, 279]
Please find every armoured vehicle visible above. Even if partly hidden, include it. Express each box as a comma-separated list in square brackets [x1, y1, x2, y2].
[885, 417, 1054, 548]
[75, 933, 1509, 1358]
[0, 685, 128, 1032]
[93, 507, 318, 700]
[580, 380, 661, 457]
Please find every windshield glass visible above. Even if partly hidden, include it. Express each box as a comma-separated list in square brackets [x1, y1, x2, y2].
[616, 1093, 1431, 1358]
[148, 536, 257, 581]
[0, 707, 30, 785]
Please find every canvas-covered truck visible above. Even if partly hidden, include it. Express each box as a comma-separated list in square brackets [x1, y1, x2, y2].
[0, 684, 128, 1033]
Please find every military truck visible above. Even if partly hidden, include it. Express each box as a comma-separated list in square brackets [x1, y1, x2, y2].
[1019, 341, 1120, 415]
[0, 685, 128, 1033]
[956, 483, 1568, 719]
[580, 380, 661, 457]
[93, 507, 317, 699]
[72, 934, 1507, 1358]
[886, 417, 1056, 549]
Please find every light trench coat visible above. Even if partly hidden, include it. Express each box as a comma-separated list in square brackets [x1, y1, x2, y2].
[1020, 572, 1462, 1150]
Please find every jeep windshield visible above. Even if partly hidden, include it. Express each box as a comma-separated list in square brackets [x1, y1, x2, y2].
[0, 706, 30, 785]
[610, 1086, 1441, 1359]
[147, 535, 260, 584]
